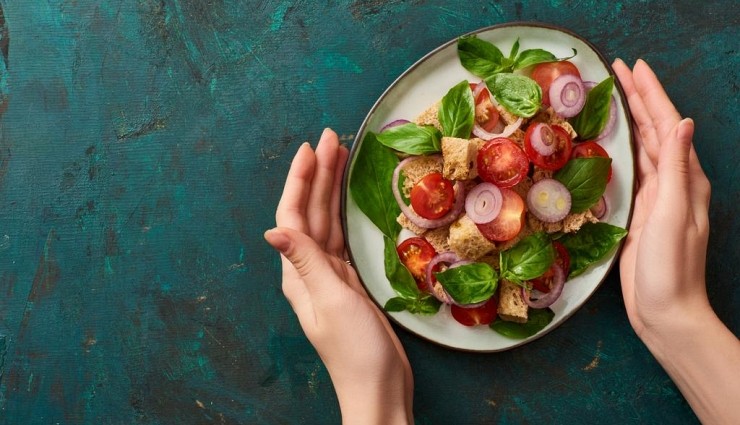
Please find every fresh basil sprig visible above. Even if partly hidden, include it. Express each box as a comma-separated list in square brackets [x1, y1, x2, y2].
[485, 73, 542, 118]
[559, 222, 628, 277]
[554, 157, 611, 213]
[490, 308, 555, 339]
[499, 232, 555, 284]
[348, 132, 401, 239]
[377, 123, 442, 155]
[435, 262, 498, 305]
[438, 80, 475, 138]
[571, 76, 614, 140]
[458, 35, 576, 78]
[385, 294, 442, 315]
[383, 235, 419, 299]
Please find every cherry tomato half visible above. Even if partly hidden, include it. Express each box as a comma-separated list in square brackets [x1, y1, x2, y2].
[410, 172, 455, 219]
[531, 60, 582, 106]
[451, 296, 498, 326]
[476, 138, 529, 188]
[571, 141, 613, 182]
[469, 83, 500, 132]
[396, 237, 437, 291]
[530, 241, 571, 293]
[476, 187, 526, 242]
[524, 124, 573, 171]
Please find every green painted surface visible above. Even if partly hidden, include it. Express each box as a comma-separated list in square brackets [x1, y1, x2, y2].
[0, 1, 736, 424]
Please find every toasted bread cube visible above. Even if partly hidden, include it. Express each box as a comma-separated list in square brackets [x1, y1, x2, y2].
[441, 137, 478, 181]
[498, 279, 528, 323]
[400, 156, 443, 196]
[424, 226, 451, 254]
[397, 212, 427, 236]
[448, 215, 495, 260]
[414, 102, 442, 131]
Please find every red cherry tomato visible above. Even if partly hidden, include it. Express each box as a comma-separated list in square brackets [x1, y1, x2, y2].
[476, 138, 529, 188]
[469, 83, 500, 132]
[524, 124, 573, 171]
[571, 141, 613, 182]
[531, 60, 582, 106]
[531, 241, 571, 293]
[396, 237, 437, 291]
[410, 172, 455, 219]
[451, 296, 498, 326]
[476, 187, 526, 242]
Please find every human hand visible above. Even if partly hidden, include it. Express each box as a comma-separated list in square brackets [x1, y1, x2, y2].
[614, 58, 712, 336]
[264, 129, 413, 424]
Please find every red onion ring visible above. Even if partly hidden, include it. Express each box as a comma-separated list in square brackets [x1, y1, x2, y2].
[521, 263, 566, 309]
[527, 123, 557, 156]
[471, 80, 487, 99]
[526, 179, 572, 223]
[549, 74, 586, 118]
[583, 81, 617, 141]
[380, 119, 411, 132]
[472, 117, 523, 140]
[424, 252, 459, 303]
[465, 183, 503, 224]
[392, 157, 465, 229]
[590, 195, 608, 219]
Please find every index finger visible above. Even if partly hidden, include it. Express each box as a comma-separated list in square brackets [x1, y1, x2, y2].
[632, 59, 683, 140]
[275, 142, 316, 232]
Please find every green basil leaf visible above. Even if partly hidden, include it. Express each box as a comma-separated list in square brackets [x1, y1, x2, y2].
[508, 38, 520, 61]
[490, 308, 555, 339]
[499, 232, 555, 284]
[383, 235, 418, 299]
[559, 222, 628, 278]
[377, 123, 442, 155]
[513, 48, 577, 70]
[434, 263, 498, 305]
[457, 35, 508, 77]
[485, 73, 542, 118]
[554, 157, 611, 213]
[570, 76, 614, 140]
[438, 79, 475, 138]
[384, 294, 441, 315]
[348, 132, 401, 239]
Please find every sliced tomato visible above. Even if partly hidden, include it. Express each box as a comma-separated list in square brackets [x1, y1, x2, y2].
[571, 141, 613, 182]
[396, 237, 437, 291]
[451, 296, 498, 326]
[530, 241, 571, 293]
[531, 60, 582, 106]
[524, 124, 573, 171]
[476, 138, 529, 188]
[410, 172, 455, 219]
[469, 83, 500, 132]
[476, 187, 525, 242]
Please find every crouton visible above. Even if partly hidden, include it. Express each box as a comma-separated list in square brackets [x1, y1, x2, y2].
[494, 102, 523, 126]
[498, 279, 528, 323]
[441, 137, 478, 181]
[448, 215, 496, 260]
[527, 209, 598, 234]
[400, 156, 443, 196]
[534, 106, 578, 139]
[414, 101, 442, 131]
[532, 167, 554, 182]
[397, 212, 427, 236]
[424, 226, 451, 253]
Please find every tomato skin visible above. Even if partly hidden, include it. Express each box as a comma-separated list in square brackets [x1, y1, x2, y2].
[476, 138, 529, 188]
[410, 172, 455, 219]
[524, 124, 573, 171]
[531, 61, 582, 106]
[530, 241, 570, 293]
[396, 237, 437, 291]
[571, 141, 612, 182]
[451, 296, 498, 326]
[469, 83, 500, 132]
[476, 187, 526, 242]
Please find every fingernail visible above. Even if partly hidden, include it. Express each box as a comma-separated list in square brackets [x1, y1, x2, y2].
[264, 228, 291, 253]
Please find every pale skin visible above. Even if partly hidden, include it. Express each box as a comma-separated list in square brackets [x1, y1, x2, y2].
[265, 60, 739, 424]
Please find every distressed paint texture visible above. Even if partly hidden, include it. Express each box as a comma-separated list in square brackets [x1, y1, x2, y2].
[0, 0, 736, 424]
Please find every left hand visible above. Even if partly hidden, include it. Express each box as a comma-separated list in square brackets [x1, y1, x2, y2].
[265, 128, 413, 424]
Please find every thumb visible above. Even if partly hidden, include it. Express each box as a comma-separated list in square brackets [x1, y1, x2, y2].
[264, 227, 341, 302]
[656, 118, 694, 205]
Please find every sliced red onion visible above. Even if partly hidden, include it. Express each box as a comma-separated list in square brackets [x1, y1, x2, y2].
[549, 74, 586, 118]
[471, 80, 487, 99]
[465, 183, 503, 224]
[590, 195, 608, 219]
[425, 252, 459, 303]
[521, 264, 566, 308]
[472, 117, 522, 140]
[526, 179, 572, 223]
[583, 81, 617, 141]
[527, 123, 557, 156]
[391, 157, 465, 229]
[380, 119, 411, 132]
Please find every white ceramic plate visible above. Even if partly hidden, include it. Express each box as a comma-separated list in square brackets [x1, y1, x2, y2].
[342, 23, 634, 352]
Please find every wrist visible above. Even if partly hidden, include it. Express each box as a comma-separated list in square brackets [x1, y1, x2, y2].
[335, 380, 412, 425]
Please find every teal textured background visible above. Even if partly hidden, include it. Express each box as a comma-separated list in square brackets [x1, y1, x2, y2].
[0, 1, 736, 424]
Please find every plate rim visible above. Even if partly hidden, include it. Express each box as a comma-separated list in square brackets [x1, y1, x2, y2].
[340, 21, 636, 352]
